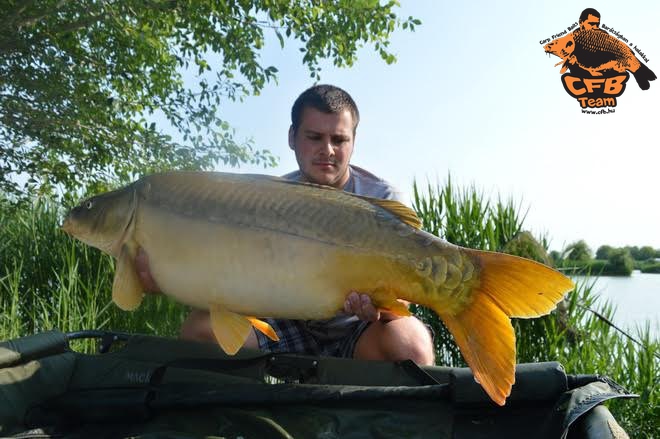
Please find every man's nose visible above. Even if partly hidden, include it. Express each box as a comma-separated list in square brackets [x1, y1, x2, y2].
[319, 138, 334, 155]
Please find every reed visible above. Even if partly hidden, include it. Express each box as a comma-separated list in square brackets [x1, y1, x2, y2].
[0, 198, 188, 348]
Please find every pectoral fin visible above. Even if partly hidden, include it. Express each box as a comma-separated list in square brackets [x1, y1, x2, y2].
[209, 304, 252, 355]
[247, 317, 280, 342]
[377, 300, 412, 317]
[112, 243, 144, 311]
[369, 288, 412, 317]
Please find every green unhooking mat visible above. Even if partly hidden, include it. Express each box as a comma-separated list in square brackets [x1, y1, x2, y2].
[0, 330, 636, 438]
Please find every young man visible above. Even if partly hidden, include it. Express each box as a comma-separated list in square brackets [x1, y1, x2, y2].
[136, 85, 434, 365]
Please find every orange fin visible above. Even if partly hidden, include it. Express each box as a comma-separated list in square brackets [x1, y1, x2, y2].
[112, 243, 144, 311]
[439, 293, 515, 406]
[377, 301, 412, 317]
[209, 304, 252, 355]
[369, 289, 412, 317]
[468, 250, 575, 318]
[247, 317, 279, 342]
[430, 249, 574, 405]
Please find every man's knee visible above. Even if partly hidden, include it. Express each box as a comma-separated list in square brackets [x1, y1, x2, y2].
[180, 309, 215, 342]
[354, 317, 435, 365]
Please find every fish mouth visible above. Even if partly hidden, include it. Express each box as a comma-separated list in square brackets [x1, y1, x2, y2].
[60, 218, 73, 235]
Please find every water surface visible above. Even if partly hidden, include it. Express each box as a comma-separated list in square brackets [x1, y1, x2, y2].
[572, 271, 660, 339]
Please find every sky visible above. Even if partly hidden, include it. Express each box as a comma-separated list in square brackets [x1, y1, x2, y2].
[167, 0, 660, 252]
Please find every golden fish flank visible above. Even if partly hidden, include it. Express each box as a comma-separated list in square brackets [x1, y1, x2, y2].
[61, 171, 574, 407]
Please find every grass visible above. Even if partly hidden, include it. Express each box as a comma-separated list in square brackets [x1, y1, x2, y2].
[0, 198, 189, 346]
[1, 182, 658, 437]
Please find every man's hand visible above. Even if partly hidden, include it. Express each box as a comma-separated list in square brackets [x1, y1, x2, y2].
[343, 291, 405, 323]
[135, 247, 161, 293]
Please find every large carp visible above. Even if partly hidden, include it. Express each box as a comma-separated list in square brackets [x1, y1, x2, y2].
[61, 171, 574, 406]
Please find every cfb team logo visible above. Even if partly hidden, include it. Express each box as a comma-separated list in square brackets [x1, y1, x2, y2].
[541, 8, 656, 113]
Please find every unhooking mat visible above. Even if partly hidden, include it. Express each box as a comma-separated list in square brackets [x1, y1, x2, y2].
[0, 330, 637, 438]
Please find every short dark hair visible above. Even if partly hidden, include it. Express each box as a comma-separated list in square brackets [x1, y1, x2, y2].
[290, 84, 360, 134]
[579, 8, 600, 22]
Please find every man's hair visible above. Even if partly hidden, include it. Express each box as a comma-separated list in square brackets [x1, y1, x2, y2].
[290, 84, 360, 134]
[579, 8, 600, 22]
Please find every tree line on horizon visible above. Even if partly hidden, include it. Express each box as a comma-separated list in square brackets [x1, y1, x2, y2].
[551, 240, 660, 276]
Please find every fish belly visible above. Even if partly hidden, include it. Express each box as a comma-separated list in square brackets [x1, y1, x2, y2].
[133, 205, 410, 319]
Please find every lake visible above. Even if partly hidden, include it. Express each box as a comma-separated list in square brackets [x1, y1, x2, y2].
[572, 271, 660, 339]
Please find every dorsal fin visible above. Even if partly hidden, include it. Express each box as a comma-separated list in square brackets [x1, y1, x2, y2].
[355, 195, 422, 230]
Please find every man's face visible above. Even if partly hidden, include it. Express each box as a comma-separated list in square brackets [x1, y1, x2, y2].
[580, 14, 600, 30]
[289, 107, 355, 188]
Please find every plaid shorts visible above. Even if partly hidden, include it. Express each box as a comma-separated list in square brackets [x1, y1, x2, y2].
[255, 316, 369, 358]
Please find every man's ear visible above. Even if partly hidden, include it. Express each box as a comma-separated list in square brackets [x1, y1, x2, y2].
[288, 126, 295, 150]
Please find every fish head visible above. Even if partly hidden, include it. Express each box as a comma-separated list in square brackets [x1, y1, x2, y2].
[544, 33, 575, 60]
[61, 185, 136, 257]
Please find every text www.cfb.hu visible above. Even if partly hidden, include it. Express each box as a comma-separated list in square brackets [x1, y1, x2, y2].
[581, 107, 616, 114]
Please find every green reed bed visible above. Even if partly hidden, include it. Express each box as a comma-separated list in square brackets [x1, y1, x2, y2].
[0, 198, 188, 347]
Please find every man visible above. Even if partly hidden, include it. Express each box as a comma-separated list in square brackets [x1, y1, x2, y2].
[136, 84, 435, 365]
[579, 8, 601, 31]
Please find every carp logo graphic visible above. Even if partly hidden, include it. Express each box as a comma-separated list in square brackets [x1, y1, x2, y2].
[542, 8, 656, 112]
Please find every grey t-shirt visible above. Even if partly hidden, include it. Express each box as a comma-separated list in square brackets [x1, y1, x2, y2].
[281, 165, 405, 339]
[281, 164, 405, 203]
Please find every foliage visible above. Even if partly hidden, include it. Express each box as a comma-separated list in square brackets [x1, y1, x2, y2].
[549, 250, 562, 266]
[559, 259, 607, 275]
[624, 245, 658, 261]
[412, 176, 525, 253]
[564, 240, 592, 262]
[502, 230, 552, 265]
[640, 262, 660, 274]
[607, 249, 634, 276]
[637, 246, 657, 261]
[0, 0, 419, 199]
[0, 197, 188, 341]
[596, 244, 615, 260]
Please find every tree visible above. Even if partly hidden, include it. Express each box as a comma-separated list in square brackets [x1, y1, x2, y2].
[564, 240, 592, 262]
[502, 231, 552, 266]
[606, 248, 634, 276]
[0, 0, 420, 199]
[595, 244, 614, 260]
[638, 246, 656, 261]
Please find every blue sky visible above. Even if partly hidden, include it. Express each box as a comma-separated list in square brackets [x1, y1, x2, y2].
[170, 0, 660, 251]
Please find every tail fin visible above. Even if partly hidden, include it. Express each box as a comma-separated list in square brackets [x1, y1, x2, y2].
[633, 62, 657, 90]
[433, 250, 574, 406]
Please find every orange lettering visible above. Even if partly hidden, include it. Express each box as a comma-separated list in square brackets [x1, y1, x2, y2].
[604, 76, 626, 95]
[564, 76, 586, 95]
[583, 78, 605, 94]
